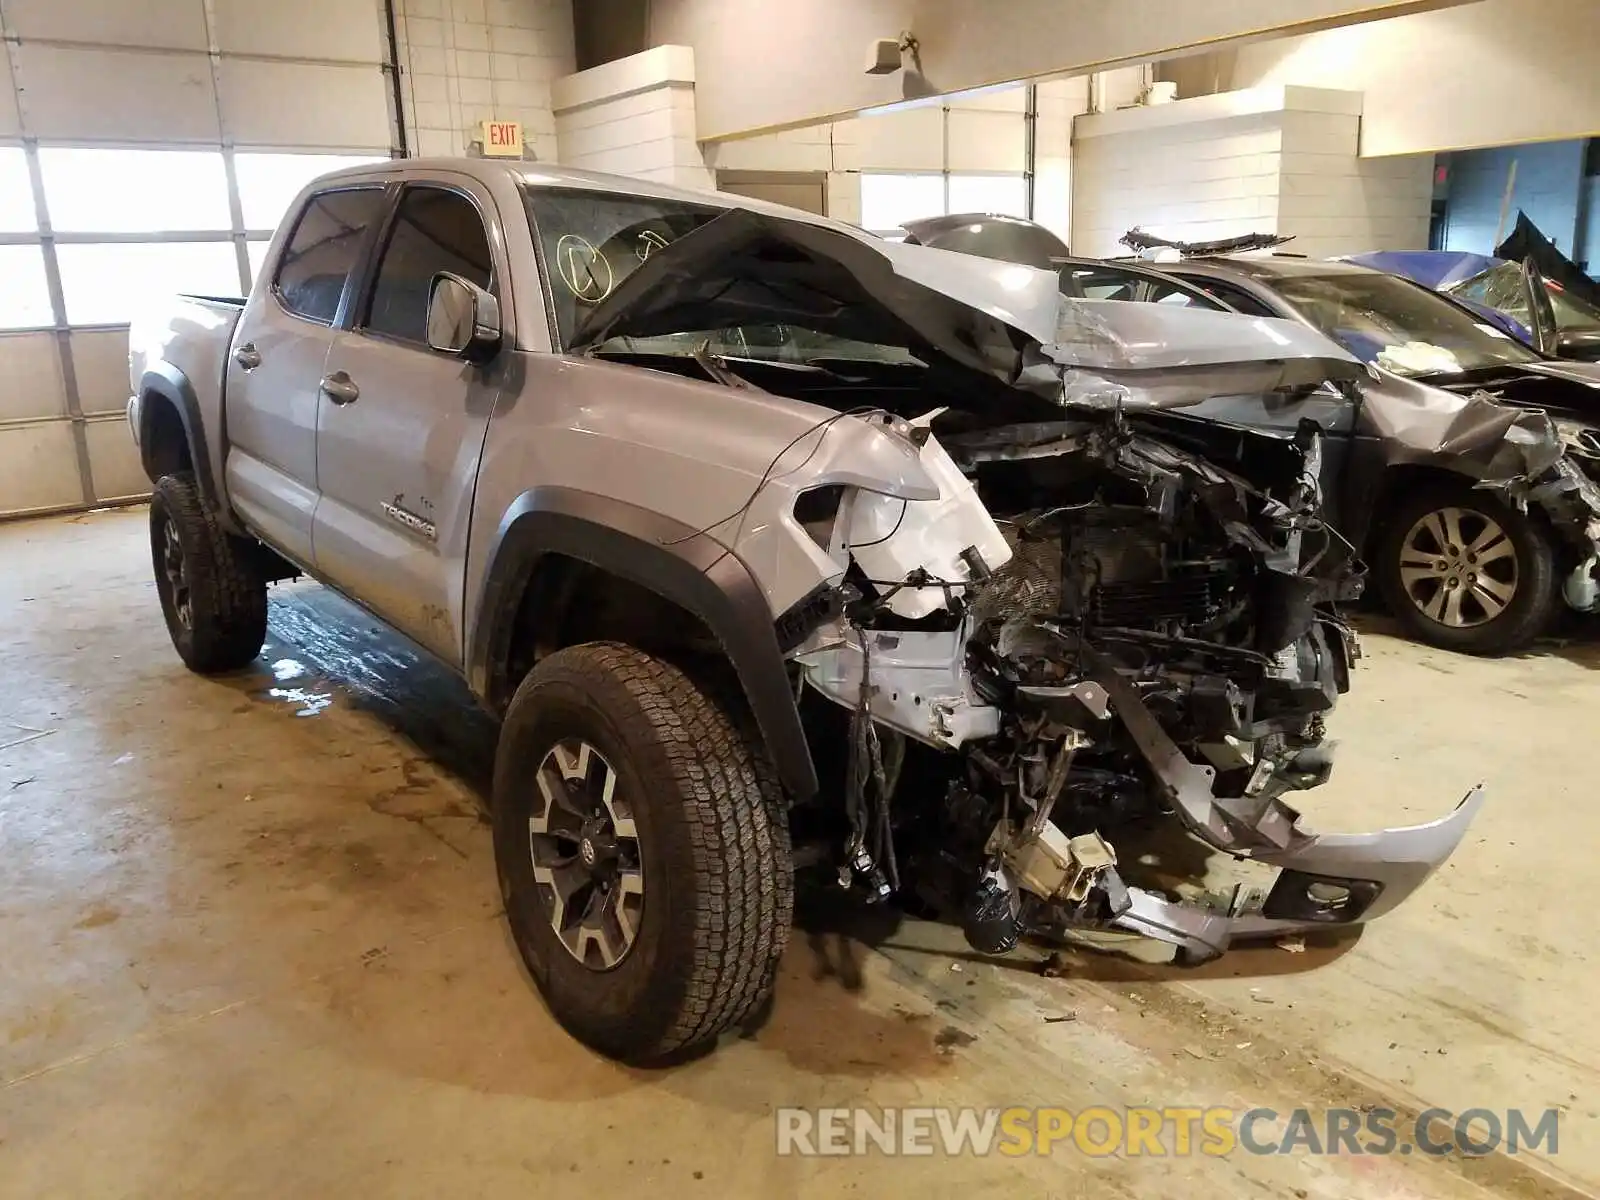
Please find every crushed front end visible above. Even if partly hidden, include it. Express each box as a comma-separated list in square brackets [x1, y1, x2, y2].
[570, 205, 1486, 962]
[785, 404, 1481, 962]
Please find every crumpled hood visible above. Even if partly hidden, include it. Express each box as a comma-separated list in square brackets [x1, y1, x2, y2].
[570, 207, 1366, 412]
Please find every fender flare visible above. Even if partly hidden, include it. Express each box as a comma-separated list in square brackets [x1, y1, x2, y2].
[138, 364, 218, 506]
[468, 486, 818, 801]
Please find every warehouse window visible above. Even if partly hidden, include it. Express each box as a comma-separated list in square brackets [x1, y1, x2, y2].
[234, 152, 388, 232]
[0, 148, 36, 233]
[860, 174, 945, 236]
[55, 242, 242, 326]
[0, 245, 55, 329]
[860, 171, 1029, 237]
[39, 148, 231, 233]
[947, 174, 1028, 220]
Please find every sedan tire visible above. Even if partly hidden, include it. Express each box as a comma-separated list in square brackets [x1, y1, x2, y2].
[1376, 483, 1558, 655]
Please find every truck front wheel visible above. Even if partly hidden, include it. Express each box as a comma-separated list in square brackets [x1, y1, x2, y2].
[493, 642, 793, 1064]
[149, 472, 268, 673]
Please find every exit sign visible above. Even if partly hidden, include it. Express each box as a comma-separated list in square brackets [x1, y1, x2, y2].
[480, 120, 524, 158]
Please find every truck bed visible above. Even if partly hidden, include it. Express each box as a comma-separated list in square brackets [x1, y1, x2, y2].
[128, 293, 247, 517]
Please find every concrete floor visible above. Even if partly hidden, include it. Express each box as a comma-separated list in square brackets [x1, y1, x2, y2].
[2, 507, 1597, 1198]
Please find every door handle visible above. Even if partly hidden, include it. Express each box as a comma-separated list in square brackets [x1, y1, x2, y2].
[233, 342, 262, 371]
[320, 371, 360, 405]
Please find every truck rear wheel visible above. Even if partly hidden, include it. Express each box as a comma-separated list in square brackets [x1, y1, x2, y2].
[493, 642, 793, 1064]
[149, 472, 268, 673]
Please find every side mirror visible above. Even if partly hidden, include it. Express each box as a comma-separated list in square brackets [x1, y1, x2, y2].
[427, 272, 502, 362]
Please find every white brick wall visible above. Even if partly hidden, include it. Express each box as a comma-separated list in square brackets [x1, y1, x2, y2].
[393, 0, 572, 160]
[1072, 110, 1285, 257]
[1275, 110, 1433, 259]
[551, 47, 714, 188]
[1070, 86, 1432, 258]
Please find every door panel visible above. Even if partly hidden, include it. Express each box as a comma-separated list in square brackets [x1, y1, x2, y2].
[224, 185, 387, 563]
[311, 182, 503, 663]
[223, 301, 334, 562]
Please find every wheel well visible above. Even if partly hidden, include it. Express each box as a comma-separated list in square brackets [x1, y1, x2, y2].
[141, 393, 194, 483]
[1364, 463, 1480, 556]
[494, 553, 726, 712]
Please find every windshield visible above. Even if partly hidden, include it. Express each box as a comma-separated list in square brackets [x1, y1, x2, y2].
[1273, 271, 1541, 377]
[524, 186, 919, 365]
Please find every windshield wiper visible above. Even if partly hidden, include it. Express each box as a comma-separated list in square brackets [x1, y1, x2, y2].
[691, 340, 760, 390]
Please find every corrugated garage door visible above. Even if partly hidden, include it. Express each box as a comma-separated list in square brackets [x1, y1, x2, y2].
[0, 0, 397, 518]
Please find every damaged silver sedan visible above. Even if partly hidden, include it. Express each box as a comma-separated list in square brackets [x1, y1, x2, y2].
[575, 206, 1483, 964]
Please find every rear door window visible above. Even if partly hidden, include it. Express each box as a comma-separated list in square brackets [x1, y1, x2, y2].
[273, 187, 387, 324]
[363, 186, 494, 346]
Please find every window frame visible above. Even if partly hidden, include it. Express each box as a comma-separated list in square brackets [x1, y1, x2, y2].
[351, 180, 500, 354]
[269, 183, 393, 329]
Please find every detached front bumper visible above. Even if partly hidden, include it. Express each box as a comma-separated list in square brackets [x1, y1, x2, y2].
[1078, 652, 1484, 961]
[1106, 788, 1484, 961]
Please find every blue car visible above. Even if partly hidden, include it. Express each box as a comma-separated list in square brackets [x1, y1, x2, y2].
[1343, 221, 1600, 363]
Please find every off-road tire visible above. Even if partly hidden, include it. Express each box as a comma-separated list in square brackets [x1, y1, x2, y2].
[1375, 482, 1558, 656]
[149, 472, 268, 673]
[493, 642, 793, 1064]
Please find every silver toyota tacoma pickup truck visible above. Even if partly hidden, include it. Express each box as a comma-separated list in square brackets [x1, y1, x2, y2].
[128, 160, 1482, 1064]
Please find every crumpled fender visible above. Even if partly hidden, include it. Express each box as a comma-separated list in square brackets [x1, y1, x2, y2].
[1359, 377, 1600, 611]
[1360, 380, 1566, 480]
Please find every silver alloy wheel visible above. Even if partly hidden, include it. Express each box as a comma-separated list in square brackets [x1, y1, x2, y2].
[161, 517, 192, 629]
[528, 739, 644, 970]
[1397, 505, 1518, 629]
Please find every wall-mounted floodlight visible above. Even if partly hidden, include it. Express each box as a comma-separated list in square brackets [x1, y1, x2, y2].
[865, 33, 920, 75]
